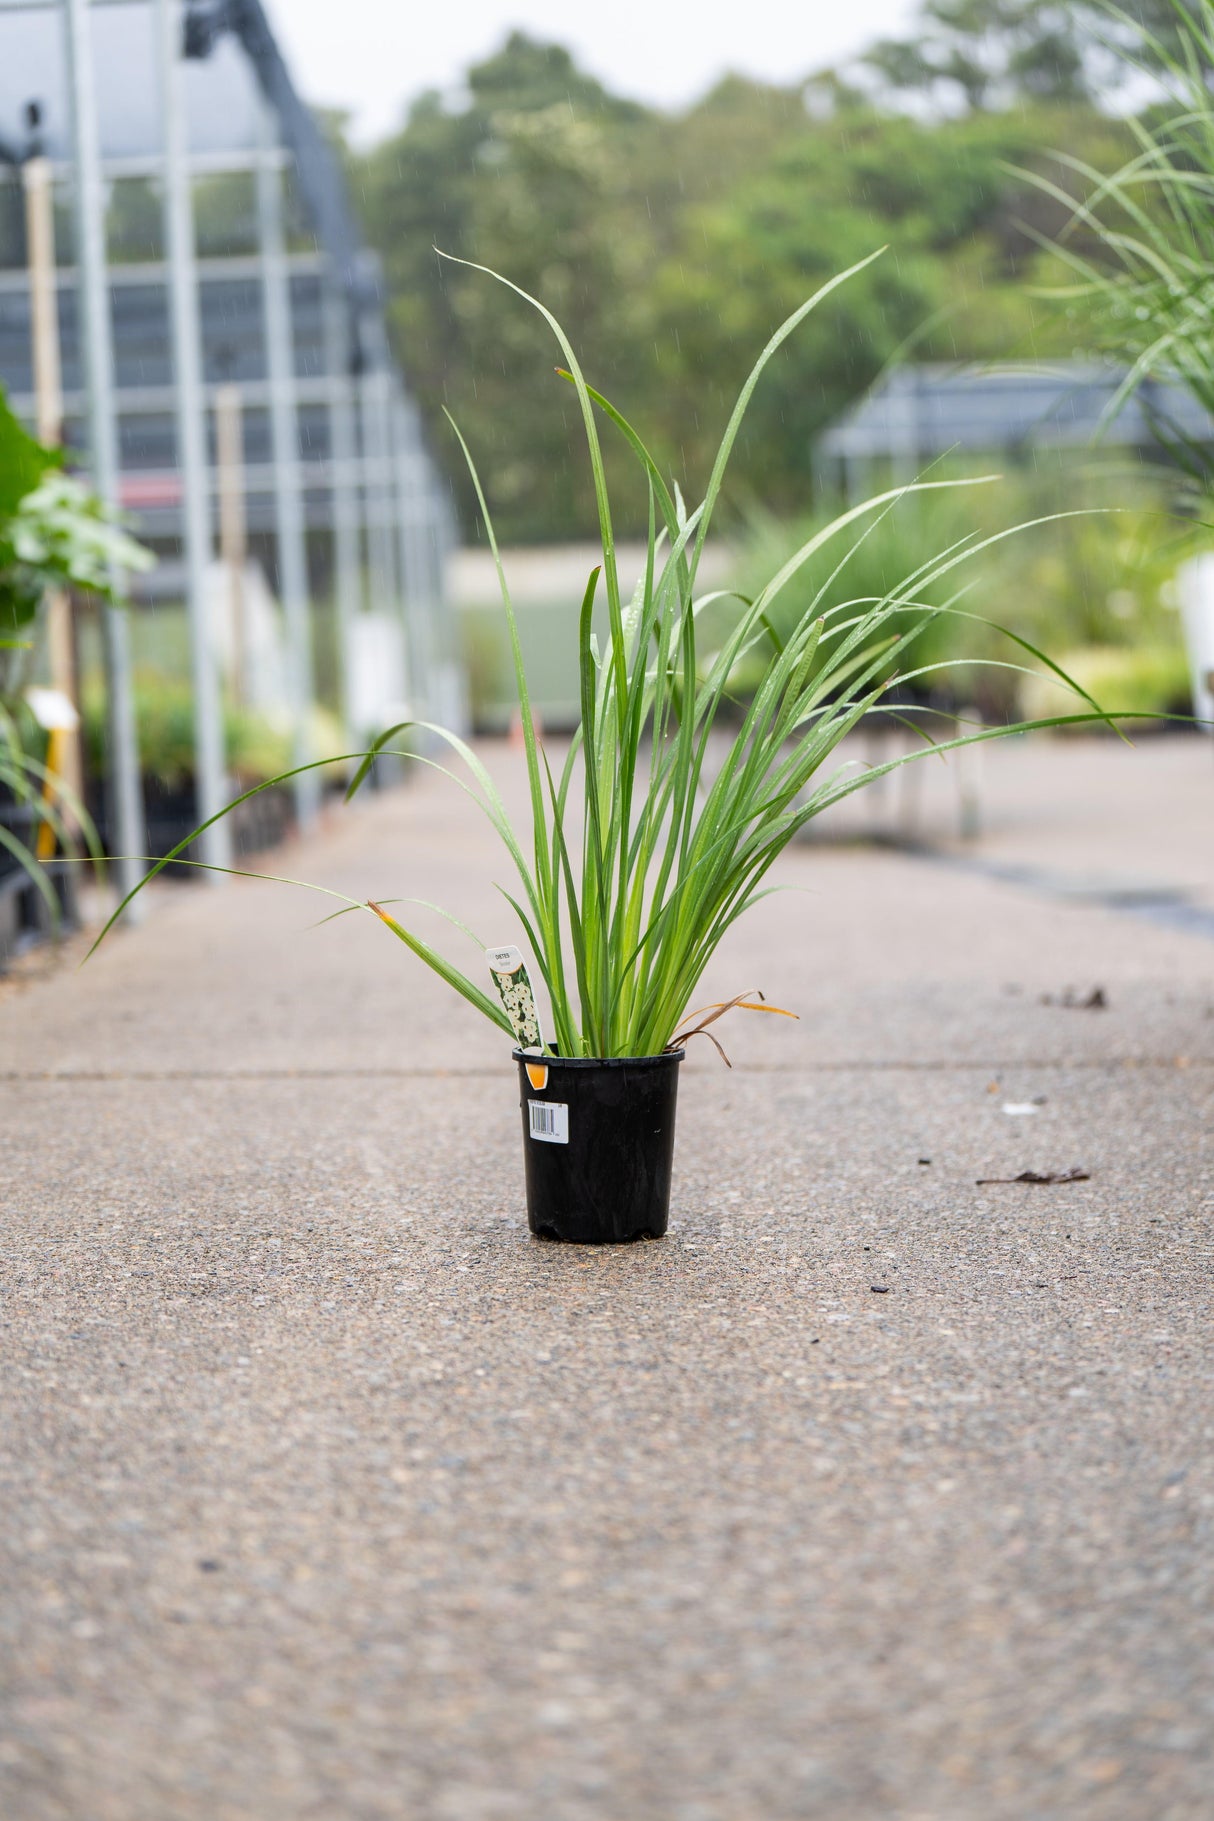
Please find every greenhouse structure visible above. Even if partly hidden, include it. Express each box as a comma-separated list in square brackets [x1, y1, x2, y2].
[0, 0, 458, 886]
[817, 361, 1214, 500]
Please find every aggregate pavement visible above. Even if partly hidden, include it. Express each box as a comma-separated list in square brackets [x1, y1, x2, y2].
[1, 736, 1212, 1820]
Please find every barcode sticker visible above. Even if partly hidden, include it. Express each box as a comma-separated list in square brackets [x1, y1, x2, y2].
[528, 1100, 569, 1145]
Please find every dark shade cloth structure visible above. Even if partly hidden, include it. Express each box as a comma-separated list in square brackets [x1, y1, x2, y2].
[817, 359, 1214, 497]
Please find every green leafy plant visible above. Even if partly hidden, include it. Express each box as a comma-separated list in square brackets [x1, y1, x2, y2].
[725, 482, 988, 707]
[1020, 639, 1192, 722]
[727, 462, 1194, 719]
[0, 386, 60, 686]
[79, 669, 341, 796]
[0, 389, 153, 688]
[0, 384, 152, 920]
[2, 472, 153, 637]
[95, 255, 1128, 1054]
[1025, 0, 1214, 483]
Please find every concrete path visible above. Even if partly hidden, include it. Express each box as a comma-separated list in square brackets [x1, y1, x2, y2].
[2, 735, 1212, 1820]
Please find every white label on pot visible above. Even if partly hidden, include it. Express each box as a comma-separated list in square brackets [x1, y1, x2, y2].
[528, 1100, 569, 1145]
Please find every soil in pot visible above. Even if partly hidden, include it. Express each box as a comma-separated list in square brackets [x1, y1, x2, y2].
[514, 1048, 683, 1244]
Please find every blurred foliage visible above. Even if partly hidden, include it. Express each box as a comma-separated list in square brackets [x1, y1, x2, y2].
[1, 383, 154, 698]
[458, 462, 1199, 728]
[80, 667, 342, 793]
[1020, 639, 1193, 723]
[859, 0, 1095, 111]
[354, 23, 1140, 542]
[725, 460, 1197, 717]
[2, 472, 152, 617]
[81, 671, 203, 792]
[1027, 0, 1214, 496]
[0, 387, 140, 899]
[852, 0, 1200, 113]
[0, 383, 55, 525]
[722, 480, 994, 706]
[459, 610, 510, 730]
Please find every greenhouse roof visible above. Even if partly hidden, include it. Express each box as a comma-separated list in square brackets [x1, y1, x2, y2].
[0, 0, 438, 550]
[819, 362, 1214, 460]
[0, 0, 263, 161]
[0, 0, 370, 302]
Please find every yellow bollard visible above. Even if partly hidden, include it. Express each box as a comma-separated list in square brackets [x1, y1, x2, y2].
[27, 687, 82, 862]
[35, 725, 64, 861]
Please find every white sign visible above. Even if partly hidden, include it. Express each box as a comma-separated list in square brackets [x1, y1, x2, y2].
[1177, 553, 1214, 730]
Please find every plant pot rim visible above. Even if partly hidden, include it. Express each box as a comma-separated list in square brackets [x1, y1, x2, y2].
[511, 1047, 684, 1070]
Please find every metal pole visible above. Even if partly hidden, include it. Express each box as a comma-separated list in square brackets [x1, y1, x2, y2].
[214, 382, 246, 704]
[156, 0, 230, 876]
[322, 284, 362, 746]
[256, 107, 318, 830]
[23, 158, 63, 448]
[63, 0, 145, 907]
[402, 452, 458, 735]
[391, 394, 431, 720]
[431, 477, 461, 730]
[427, 474, 457, 726]
[23, 152, 83, 809]
[359, 348, 397, 622]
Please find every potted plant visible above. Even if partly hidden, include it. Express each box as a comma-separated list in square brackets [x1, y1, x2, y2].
[0, 385, 152, 954]
[79, 670, 343, 870]
[94, 255, 1120, 1242]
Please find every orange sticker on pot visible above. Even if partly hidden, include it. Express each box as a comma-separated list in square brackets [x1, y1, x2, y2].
[526, 1063, 548, 1091]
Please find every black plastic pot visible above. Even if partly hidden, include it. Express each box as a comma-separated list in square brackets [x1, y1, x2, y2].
[514, 1048, 684, 1244]
[0, 785, 78, 970]
[91, 778, 295, 876]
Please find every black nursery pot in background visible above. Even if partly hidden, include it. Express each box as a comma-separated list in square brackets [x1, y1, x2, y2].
[513, 1049, 684, 1244]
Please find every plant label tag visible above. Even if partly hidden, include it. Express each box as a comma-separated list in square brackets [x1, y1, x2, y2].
[486, 945, 544, 1053]
[24, 686, 80, 732]
[486, 945, 524, 974]
[528, 1100, 568, 1145]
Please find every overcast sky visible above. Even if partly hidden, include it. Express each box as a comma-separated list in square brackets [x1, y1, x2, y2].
[261, 0, 922, 143]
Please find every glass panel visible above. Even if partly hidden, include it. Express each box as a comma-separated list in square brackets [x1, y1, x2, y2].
[106, 175, 165, 265]
[194, 172, 258, 259]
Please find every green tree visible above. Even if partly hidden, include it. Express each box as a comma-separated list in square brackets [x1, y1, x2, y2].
[353, 29, 1135, 540]
[358, 33, 653, 538]
[639, 101, 1127, 513]
[861, 0, 1095, 110]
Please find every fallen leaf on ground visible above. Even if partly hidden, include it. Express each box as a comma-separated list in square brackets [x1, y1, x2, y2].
[975, 1168, 1091, 1186]
[1040, 987, 1107, 1010]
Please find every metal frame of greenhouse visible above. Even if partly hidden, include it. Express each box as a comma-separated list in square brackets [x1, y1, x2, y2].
[0, 0, 459, 893]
